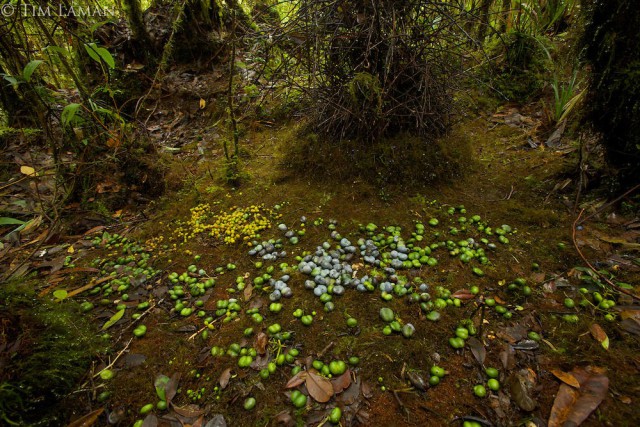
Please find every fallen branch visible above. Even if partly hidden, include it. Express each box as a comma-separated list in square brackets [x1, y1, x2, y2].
[572, 209, 640, 302]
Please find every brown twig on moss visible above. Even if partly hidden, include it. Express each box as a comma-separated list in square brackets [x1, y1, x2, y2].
[572, 209, 640, 302]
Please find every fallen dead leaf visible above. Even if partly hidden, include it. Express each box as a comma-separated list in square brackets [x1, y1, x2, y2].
[285, 371, 308, 389]
[171, 403, 205, 418]
[68, 408, 104, 427]
[254, 332, 268, 355]
[467, 337, 486, 365]
[219, 368, 232, 390]
[548, 366, 609, 427]
[331, 370, 352, 393]
[589, 324, 610, 350]
[306, 369, 334, 403]
[551, 369, 581, 388]
[20, 165, 36, 175]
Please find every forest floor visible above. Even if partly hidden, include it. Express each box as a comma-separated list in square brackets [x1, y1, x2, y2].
[1, 70, 640, 427]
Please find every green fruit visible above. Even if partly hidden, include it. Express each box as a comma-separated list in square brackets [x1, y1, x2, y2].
[244, 397, 256, 410]
[259, 369, 270, 379]
[347, 317, 358, 327]
[348, 356, 360, 366]
[564, 298, 575, 308]
[329, 360, 347, 375]
[268, 323, 281, 334]
[485, 367, 499, 378]
[100, 369, 114, 380]
[97, 391, 112, 402]
[487, 379, 500, 391]
[470, 286, 479, 295]
[293, 308, 303, 318]
[495, 305, 507, 314]
[382, 325, 392, 335]
[389, 320, 402, 332]
[485, 298, 495, 307]
[244, 327, 254, 336]
[430, 366, 445, 378]
[402, 323, 415, 338]
[140, 403, 154, 415]
[449, 337, 465, 349]
[238, 355, 253, 368]
[157, 400, 168, 410]
[301, 315, 313, 326]
[312, 360, 324, 370]
[429, 375, 440, 386]
[528, 331, 541, 341]
[426, 311, 441, 321]
[455, 327, 469, 340]
[380, 307, 395, 322]
[133, 421, 143, 427]
[472, 267, 484, 277]
[473, 385, 487, 398]
[133, 325, 147, 337]
[329, 407, 342, 423]
[291, 390, 307, 408]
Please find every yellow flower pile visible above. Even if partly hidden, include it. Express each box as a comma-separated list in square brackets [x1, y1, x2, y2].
[174, 203, 277, 245]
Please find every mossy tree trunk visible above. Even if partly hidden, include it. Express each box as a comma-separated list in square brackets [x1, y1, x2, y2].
[123, 0, 153, 59]
[581, 0, 640, 187]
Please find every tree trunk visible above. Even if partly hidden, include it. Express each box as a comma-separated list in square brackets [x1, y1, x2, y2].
[123, 0, 153, 57]
[477, 0, 493, 42]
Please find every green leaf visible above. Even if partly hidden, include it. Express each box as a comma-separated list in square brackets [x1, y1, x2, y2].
[44, 45, 69, 56]
[101, 309, 125, 330]
[96, 47, 115, 69]
[0, 217, 25, 226]
[84, 43, 115, 69]
[53, 289, 68, 301]
[84, 43, 101, 64]
[23, 60, 44, 82]
[61, 103, 82, 127]
[2, 74, 19, 87]
[154, 374, 170, 401]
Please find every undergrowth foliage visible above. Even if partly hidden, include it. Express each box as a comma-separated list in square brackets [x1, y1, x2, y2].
[276, 0, 470, 142]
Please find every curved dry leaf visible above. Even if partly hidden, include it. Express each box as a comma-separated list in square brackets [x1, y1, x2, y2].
[306, 369, 334, 403]
[508, 370, 537, 411]
[171, 403, 205, 418]
[285, 370, 307, 388]
[68, 408, 104, 427]
[589, 323, 609, 350]
[331, 370, 352, 393]
[467, 337, 486, 365]
[452, 289, 475, 300]
[141, 414, 158, 427]
[551, 369, 580, 389]
[254, 332, 268, 355]
[165, 373, 181, 404]
[20, 165, 35, 176]
[219, 368, 232, 390]
[244, 283, 253, 301]
[548, 366, 609, 427]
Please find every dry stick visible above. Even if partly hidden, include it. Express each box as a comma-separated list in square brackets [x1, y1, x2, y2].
[576, 183, 640, 225]
[92, 337, 134, 379]
[115, 298, 165, 344]
[393, 390, 410, 419]
[572, 209, 640, 302]
[188, 315, 225, 341]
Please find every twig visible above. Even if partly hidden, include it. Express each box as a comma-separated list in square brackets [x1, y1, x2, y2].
[92, 337, 133, 379]
[572, 209, 640, 301]
[393, 390, 410, 419]
[317, 341, 335, 359]
[576, 183, 640, 224]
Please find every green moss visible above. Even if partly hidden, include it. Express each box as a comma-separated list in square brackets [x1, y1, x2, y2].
[0, 279, 107, 426]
